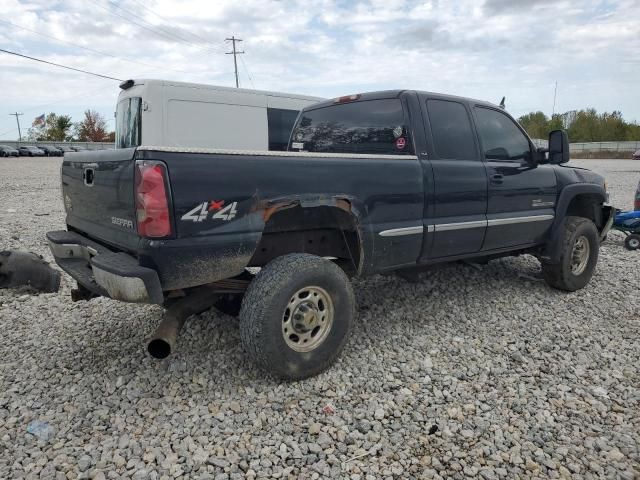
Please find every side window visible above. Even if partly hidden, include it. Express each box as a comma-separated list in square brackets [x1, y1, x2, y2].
[426, 99, 477, 160]
[267, 108, 300, 151]
[475, 107, 531, 161]
[290, 99, 413, 155]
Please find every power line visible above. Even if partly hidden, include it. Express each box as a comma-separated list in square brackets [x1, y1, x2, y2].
[0, 18, 192, 75]
[125, 0, 227, 51]
[91, 0, 222, 56]
[225, 36, 244, 88]
[0, 48, 123, 81]
[239, 55, 256, 89]
[9, 113, 23, 141]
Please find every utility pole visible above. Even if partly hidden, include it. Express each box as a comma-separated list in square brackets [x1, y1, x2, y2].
[225, 36, 244, 88]
[9, 112, 23, 142]
[552, 81, 558, 116]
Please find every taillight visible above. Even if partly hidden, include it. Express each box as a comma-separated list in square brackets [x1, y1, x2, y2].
[135, 161, 171, 238]
[634, 198, 640, 211]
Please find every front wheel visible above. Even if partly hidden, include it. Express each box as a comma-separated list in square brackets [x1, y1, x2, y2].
[624, 234, 640, 251]
[541, 216, 599, 291]
[239, 253, 355, 380]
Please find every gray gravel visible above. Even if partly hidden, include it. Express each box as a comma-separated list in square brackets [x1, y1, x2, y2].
[1, 157, 639, 479]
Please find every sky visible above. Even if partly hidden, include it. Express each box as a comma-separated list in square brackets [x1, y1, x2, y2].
[0, 0, 639, 140]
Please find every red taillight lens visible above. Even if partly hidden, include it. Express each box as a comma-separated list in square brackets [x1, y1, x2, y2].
[135, 161, 171, 238]
[634, 199, 640, 211]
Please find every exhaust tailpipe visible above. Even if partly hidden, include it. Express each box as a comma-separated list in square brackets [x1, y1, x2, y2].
[147, 287, 218, 359]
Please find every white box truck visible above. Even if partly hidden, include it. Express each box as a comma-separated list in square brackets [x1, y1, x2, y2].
[115, 79, 324, 151]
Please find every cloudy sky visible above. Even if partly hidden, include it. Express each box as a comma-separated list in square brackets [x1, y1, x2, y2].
[1, 0, 639, 139]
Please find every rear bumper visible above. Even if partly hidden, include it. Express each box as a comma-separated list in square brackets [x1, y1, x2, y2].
[46, 230, 163, 304]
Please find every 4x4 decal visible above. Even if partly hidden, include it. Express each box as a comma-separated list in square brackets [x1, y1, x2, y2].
[181, 200, 238, 222]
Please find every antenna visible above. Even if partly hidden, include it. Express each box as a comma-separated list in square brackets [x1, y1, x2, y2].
[552, 81, 558, 116]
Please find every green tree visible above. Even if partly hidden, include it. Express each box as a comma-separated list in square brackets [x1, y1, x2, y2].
[518, 108, 640, 142]
[517, 111, 549, 139]
[26, 113, 74, 141]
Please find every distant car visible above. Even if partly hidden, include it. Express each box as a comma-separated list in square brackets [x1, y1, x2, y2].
[56, 145, 74, 154]
[38, 145, 63, 157]
[17, 146, 46, 157]
[632, 149, 640, 160]
[0, 145, 19, 157]
[71, 146, 87, 152]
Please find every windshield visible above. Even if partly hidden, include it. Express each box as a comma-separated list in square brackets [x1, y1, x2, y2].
[115, 97, 142, 149]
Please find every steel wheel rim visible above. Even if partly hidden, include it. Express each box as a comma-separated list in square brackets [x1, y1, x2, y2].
[570, 235, 590, 275]
[282, 286, 334, 352]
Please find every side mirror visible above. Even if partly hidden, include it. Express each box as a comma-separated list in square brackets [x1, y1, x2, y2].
[548, 129, 569, 164]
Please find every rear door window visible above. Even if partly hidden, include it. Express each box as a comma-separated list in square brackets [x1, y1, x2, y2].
[267, 108, 299, 151]
[115, 97, 142, 149]
[290, 99, 413, 155]
[426, 99, 477, 160]
[474, 107, 531, 161]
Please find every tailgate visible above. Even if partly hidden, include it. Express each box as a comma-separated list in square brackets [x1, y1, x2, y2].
[62, 148, 139, 251]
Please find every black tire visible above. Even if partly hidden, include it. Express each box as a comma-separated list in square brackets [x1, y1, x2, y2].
[239, 253, 355, 380]
[541, 216, 599, 291]
[624, 234, 640, 251]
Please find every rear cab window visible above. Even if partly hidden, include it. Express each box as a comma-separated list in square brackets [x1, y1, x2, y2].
[289, 98, 413, 155]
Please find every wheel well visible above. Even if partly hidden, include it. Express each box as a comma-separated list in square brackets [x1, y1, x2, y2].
[248, 205, 362, 275]
[565, 193, 604, 227]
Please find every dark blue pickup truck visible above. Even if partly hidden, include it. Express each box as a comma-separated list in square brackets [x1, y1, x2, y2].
[47, 90, 614, 379]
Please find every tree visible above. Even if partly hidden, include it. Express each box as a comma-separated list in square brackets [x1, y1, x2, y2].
[75, 110, 110, 142]
[517, 111, 549, 139]
[26, 113, 73, 141]
[518, 109, 640, 142]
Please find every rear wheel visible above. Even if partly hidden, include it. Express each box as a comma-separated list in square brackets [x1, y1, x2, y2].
[239, 253, 354, 380]
[541, 216, 599, 291]
[624, 234, 640, 251]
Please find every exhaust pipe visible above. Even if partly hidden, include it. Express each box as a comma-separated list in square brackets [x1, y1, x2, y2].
[147, 287, 218, 359]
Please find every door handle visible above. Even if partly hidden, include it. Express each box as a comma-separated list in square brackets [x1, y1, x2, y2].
[490, 173, 504, 183]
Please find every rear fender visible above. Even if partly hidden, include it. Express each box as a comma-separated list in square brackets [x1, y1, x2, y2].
[249, 194, 369, 275]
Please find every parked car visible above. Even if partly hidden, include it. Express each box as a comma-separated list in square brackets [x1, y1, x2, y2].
[47, 89, 615, 380]
[70, 146, 88, 152]
[0, 145, 19, 157]
[632, 149, 640, 160]
[38, 145, 63, 157]
[115, 78, 323, 150]
[56, 145, 74, 155]
[17, 146, 45, 157]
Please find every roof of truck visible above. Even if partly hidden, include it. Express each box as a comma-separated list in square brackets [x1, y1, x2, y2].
[122, 79, 325, 102]
[304, 89, 499, 111]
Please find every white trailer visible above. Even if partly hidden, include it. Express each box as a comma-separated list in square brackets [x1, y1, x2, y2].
[115, 79, 323, 151]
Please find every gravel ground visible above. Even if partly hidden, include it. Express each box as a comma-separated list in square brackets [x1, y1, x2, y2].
[0, 157, 638, 480]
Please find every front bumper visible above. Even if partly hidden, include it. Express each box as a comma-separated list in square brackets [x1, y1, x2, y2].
[46, 230, 163, 304]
